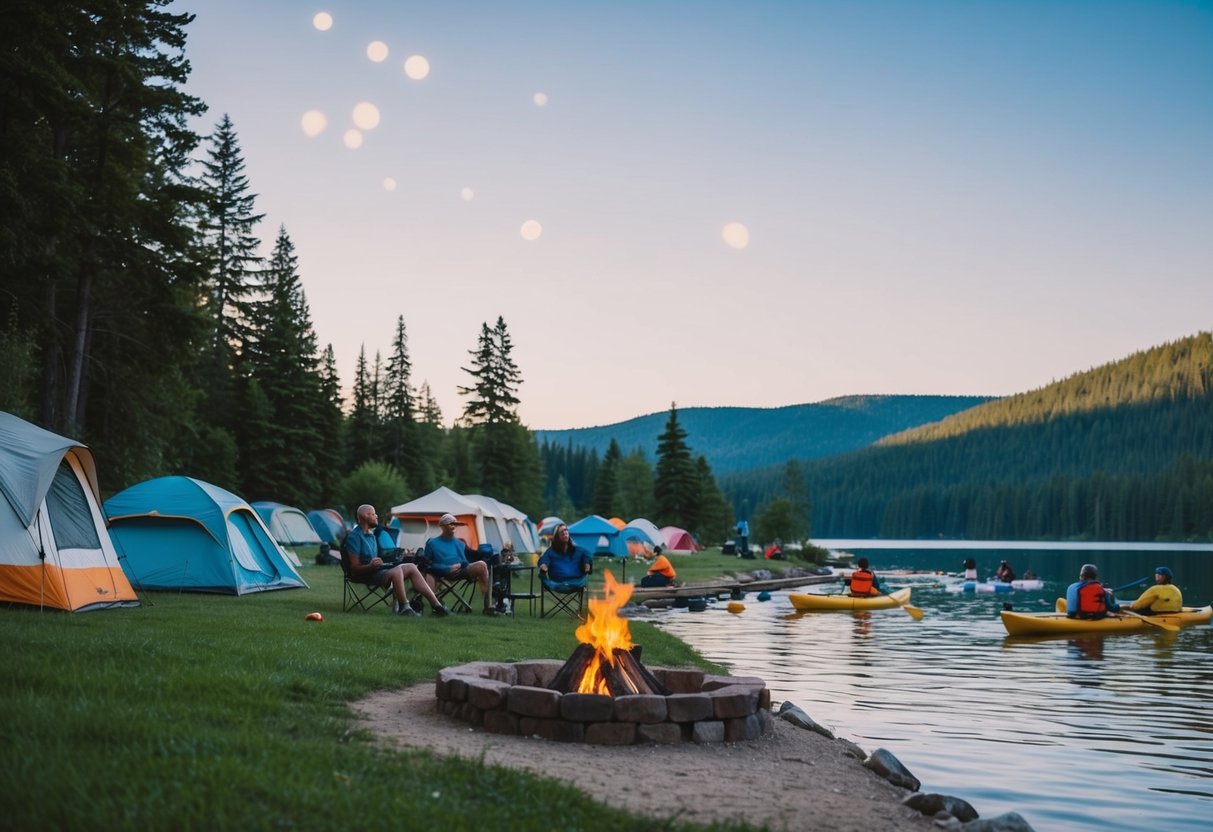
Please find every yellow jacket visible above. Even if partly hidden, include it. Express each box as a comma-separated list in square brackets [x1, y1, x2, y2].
[1129, 584, 1183, 613]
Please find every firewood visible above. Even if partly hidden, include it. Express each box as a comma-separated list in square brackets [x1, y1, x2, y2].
[548, 643, 595, 692]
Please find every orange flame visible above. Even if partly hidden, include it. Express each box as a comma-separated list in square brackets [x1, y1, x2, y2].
[574, 570, 634, 695]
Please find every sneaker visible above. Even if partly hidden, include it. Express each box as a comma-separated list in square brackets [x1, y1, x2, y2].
[482, 607, 501, 617]
[409, 596, 425, 613]
[430, 604, 452, 617]
[395, 603, 420, 617]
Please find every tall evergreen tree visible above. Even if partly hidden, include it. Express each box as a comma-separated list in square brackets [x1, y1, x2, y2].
[592, 439, 622, 517]
[314, 344, 345, 504]
[383, 315, 423, 486]
[616, 450, 655, 520]
[695, 455, 733, 544]
[781, 459, 810, 540]
[347, 345, 380, 467]
[0, 0, 209, 474]
[654, 403, 700, 530]
[240, 226, 324, 504]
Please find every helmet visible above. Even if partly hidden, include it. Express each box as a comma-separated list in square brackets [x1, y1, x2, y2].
[1155, 566, 1173, 580]
[1079, 563, 1098, 579]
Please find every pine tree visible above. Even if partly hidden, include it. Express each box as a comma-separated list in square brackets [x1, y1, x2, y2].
[616, 450, 656, 520]
[195, 114, 264, 441]
[347, 345, 380, 467]
[592, 439, 622, 517]
[654, 403, 700, 530]
[314, 344, 345, 504]
[695, 455, 733, 544]
[240, 226, 325, 504]
[383, 315, 422, 485]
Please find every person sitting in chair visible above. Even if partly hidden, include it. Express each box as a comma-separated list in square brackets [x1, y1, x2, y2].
[538, 523, 592, 591]
[640, 553, 677, 587]
[423, 513, 498, 616]
[344, 504, 449, 617]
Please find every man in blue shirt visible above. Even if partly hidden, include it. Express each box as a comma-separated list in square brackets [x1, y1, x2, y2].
[344, 504, 449, 616]
[423, 513, 497, 616]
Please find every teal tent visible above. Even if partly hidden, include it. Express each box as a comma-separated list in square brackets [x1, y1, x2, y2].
[105, 477, 307, 594]
[567, 514, 629, 558]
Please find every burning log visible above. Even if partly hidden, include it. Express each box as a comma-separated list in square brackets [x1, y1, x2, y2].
[548, 644, 671, 696]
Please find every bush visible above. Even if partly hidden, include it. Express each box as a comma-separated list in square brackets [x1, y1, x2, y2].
[336, 460, 410, 518]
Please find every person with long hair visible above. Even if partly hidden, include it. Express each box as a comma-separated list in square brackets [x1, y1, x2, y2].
[538, 524, 592, 590]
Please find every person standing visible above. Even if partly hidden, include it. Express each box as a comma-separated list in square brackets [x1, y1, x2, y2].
[423, 513, 498, 616]
[736, 519, 750, 558]
[1064, 563, 1120, 620]
[344, 504, 449, 617]
[1127, 566, 1183, 615]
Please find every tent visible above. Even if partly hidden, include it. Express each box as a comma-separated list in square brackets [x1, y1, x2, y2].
[660, 526, 699, 553]
[0, 412, 139, 612]
[465, 494, 539, 553]
[307, 508, 348, 547]
[621, 518, 665, 557]
[607, 516, 626, 530]
[568, 514, 629, 558]
[251, 501, 321, 566]
[105, 477, 308, 594]
[390, 486, 487, 551]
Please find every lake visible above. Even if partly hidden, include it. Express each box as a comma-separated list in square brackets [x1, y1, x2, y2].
[654, 541, 1213, 832]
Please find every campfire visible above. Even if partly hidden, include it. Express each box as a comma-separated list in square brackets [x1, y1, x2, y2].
[548, 571, 670, 697]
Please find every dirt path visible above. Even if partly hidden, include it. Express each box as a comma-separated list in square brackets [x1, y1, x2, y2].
[354, 684, 936, 831]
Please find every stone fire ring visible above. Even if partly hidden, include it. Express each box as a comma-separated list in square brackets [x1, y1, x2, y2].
[435, 660, 774, 745]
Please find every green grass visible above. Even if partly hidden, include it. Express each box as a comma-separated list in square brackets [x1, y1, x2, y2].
[0, 564, 754, 831]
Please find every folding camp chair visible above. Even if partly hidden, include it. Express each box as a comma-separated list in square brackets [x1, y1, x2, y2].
[540, 578, 587, 619]
[341, 550, 394, 613]
[429, 568, 480, 613]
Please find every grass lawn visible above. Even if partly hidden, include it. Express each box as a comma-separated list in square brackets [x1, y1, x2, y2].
[0, 562, 760, 831]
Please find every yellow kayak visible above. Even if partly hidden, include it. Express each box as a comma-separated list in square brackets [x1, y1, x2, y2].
[1001, 606, 1212, 636]
[789, 587, 912, 611]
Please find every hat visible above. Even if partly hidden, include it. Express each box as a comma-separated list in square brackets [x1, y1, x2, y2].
[438, 513, 463, 526]
[1155, 566, 1173, 579]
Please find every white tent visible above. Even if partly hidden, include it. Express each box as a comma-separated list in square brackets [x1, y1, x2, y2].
[623, 518, 666, 549]
[390, 486, 489, 551]
[465, 494, 539, 553]
[0, 411, 139, 611]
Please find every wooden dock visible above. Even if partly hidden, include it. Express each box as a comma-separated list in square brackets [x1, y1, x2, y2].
[628, 572, 837, 603]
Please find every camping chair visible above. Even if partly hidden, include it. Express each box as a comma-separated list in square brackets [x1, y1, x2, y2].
[340, 550, 394, 613]
[540, 577, 587, 619]
[428, 566, 481, 613]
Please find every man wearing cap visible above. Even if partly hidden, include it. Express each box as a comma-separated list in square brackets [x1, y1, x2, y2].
[1127, 567, 1183, 615]
[423, 513, 497, 616]
[343, 504, 450, 617]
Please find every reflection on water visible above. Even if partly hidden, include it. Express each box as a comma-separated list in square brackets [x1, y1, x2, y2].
[657, 547, 1213, 832]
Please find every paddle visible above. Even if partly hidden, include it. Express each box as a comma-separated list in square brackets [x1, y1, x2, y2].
[1112, 576, 1152, 593]
[1120, 609, 1180, 633]
[879, 587, 924, 620]
[1055, 597, 1179, 632]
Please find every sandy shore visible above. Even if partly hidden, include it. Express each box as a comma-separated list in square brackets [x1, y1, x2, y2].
[354, 683, 937, 831]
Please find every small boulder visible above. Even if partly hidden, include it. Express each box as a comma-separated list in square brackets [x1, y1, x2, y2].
[777, 704, 835, 739]
[864, 748, 921, 791]
[903, 792, 979, 822]
[959, 812, 1036, 832]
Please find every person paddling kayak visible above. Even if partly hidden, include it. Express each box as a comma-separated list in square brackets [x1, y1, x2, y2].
[1064, 563, 1120, 620]
[1127, 566, 1183, 615]
[847, 557, 884, 597]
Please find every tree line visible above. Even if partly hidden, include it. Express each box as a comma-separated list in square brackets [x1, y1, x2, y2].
[724, 333, 1213, 542]
[0, 4, 735, 539]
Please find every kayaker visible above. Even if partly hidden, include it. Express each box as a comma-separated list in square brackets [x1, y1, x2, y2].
[962, 557, 978, 581]
[994, 560, 1016, 583]
[1064, 563, 1121, 620]
[847, 558, 883, 597]
[1127, 566, 1183, 615]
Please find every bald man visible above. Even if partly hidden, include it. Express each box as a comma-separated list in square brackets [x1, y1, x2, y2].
[344, 504, 449, 617]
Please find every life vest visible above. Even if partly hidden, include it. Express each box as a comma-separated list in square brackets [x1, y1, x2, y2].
[1076, 580, 1109, 617]
[849, 568, 876, 596]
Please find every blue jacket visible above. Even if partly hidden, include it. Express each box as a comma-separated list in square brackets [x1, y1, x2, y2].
[539, 545, 592, 582]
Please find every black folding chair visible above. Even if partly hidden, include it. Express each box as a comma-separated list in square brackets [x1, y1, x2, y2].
[428, 567, 480, 613]
[540, 578, 587, 619]
[341, 550, 393, 613]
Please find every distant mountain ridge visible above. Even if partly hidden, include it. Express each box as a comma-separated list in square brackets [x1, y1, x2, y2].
[533, 395, 995, 474]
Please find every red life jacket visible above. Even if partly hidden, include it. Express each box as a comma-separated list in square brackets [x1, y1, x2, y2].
[1077, 581, 1108, 616]
[849, 569, 876, 596]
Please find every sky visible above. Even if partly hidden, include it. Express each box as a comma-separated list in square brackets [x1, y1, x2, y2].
[180, 0, 1213, 430]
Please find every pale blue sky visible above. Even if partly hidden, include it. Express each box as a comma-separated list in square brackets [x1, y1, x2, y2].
[182, 1, 1213, 429]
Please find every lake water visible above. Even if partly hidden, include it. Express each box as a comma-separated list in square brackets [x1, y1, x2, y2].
[654, 542, 1213, 832]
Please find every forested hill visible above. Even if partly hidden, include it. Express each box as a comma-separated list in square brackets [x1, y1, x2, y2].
[726, 332, 1213, 541]
[533, 395, 994, 475]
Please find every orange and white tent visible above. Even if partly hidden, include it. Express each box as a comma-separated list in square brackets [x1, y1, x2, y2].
[0, 411, 138, 611]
